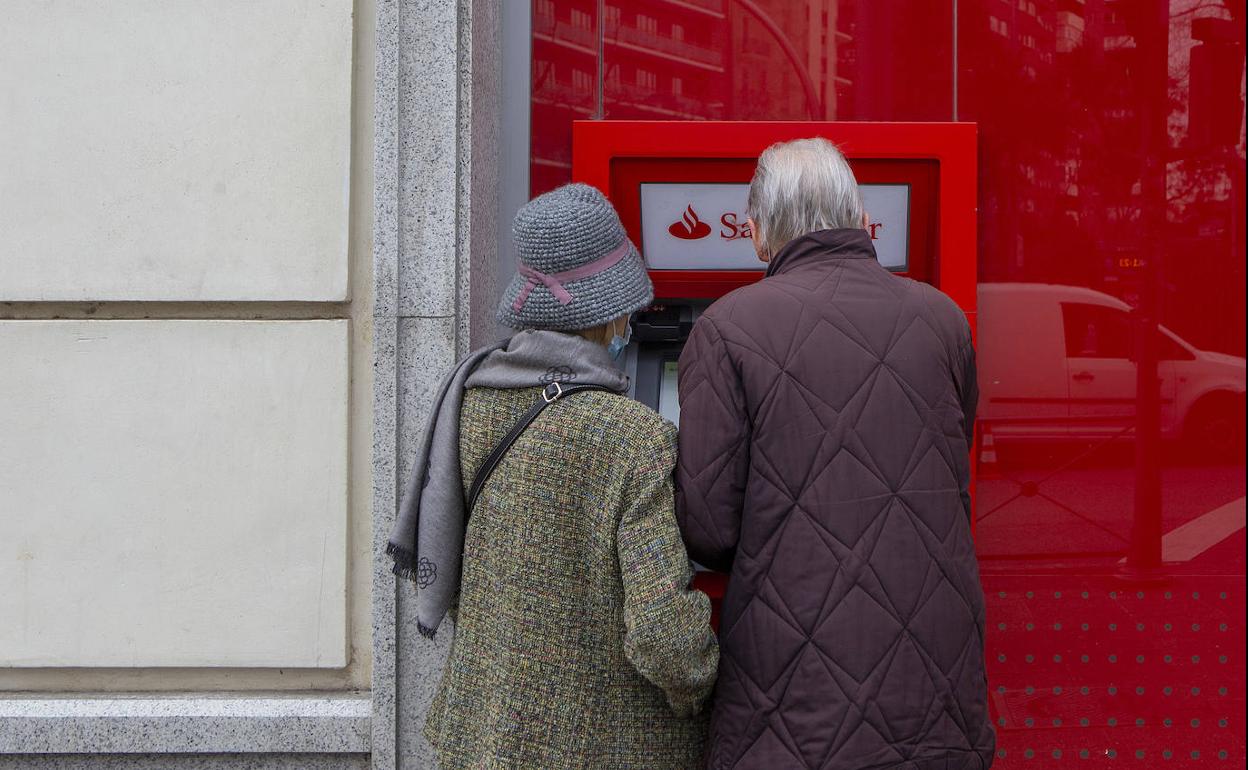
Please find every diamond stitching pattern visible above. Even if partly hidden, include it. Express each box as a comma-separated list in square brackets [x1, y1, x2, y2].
[677, 248, 992, 769]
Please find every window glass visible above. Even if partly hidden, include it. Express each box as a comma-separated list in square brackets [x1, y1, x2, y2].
[1062, 302, 1132, 359]
[529, 2, 1246, 759]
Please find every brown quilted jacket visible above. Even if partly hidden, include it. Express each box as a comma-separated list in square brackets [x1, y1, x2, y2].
[676, 229, 994, 770]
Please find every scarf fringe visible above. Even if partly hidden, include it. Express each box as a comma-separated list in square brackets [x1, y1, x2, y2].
[385, 543, 442, 639]
[386, 541, 420, 582]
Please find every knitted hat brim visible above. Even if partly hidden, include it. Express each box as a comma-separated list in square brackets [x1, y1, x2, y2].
[496, 244, 654, 331]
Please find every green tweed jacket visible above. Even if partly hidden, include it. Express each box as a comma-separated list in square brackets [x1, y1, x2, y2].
[424, 386, 719, 769]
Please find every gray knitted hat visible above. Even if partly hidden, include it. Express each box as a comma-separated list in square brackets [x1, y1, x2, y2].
[498, 183, 653, 330]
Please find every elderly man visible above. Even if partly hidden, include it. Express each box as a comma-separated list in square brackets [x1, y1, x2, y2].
[676, 138, 995, 770]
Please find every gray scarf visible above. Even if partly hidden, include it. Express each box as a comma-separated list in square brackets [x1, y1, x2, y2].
[387, 330, 629, 638]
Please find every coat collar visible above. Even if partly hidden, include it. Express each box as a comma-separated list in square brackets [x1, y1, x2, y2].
[764, 228, 877, 278]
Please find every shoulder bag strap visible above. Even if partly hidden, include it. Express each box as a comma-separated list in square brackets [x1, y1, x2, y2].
[466, 382, 612, 515]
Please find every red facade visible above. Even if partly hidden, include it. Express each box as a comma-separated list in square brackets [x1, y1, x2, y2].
[532, 0, 1246, 765]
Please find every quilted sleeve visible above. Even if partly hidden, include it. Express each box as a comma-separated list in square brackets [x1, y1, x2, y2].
[675, 313, 750, 573]
[617, 428, 719, 717]
[956, 325, 979, 449]
[955, 324, 979, 521]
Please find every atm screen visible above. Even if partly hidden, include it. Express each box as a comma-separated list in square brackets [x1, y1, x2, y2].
[640, 182, 910, 272]
[629, 341, 689, 429]
[657, 360, 681, 426]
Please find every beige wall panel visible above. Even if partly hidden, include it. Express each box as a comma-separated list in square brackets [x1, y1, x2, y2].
[0, 320, 349, 667]
[0, 1, 352, 301]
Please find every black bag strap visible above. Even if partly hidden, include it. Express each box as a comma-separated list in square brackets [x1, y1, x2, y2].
[466, 382, 612, 515]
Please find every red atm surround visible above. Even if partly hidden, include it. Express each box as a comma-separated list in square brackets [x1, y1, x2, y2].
[572, 119, 977, 335]
[572, 121, 979, 620]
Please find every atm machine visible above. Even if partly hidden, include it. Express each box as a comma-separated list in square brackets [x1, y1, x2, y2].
[572, 120, 978, 615]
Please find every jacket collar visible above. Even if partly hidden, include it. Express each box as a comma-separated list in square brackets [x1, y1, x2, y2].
[765, 228, 877, 278]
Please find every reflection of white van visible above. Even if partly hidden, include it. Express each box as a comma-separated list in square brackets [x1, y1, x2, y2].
[978, 283, 1246, 455]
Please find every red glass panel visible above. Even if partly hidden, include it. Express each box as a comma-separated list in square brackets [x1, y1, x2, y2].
[532, 0, 954, 197]
[531, 0, 601, 196]
[960, 1, 1246, 764]
[531, 0, 1246, 764]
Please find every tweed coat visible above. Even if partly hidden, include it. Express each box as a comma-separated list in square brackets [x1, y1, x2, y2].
[424, 385, 719, 769]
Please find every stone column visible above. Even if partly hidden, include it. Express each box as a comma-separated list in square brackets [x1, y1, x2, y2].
[371, 1, 501, 768]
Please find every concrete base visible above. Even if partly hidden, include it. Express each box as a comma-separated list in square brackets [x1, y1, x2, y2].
[0, 696, 369, 760]
[0, 756, 368, 770]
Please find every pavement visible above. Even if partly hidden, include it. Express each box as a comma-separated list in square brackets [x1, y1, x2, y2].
[977, 452, 1245, 766]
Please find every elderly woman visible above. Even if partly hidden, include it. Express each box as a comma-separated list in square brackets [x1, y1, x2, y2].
[387, 183, 717, 769]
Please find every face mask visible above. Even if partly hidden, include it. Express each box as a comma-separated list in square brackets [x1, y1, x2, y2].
[607, 318, 632, 361]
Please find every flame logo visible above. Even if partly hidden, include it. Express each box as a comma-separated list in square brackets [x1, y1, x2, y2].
[668, 205, 712, 240]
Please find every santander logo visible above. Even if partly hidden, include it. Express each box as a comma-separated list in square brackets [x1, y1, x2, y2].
[668, 205, 712, 240]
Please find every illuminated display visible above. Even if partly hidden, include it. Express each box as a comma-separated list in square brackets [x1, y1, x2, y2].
[657, 359, 680, 426]
[639, 182, 910, 272]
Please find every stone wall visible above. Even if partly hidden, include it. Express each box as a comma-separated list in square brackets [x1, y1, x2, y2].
[2, 0, 503, 767]
[370, 0, 502, 765]
[1, 0, 377, 765]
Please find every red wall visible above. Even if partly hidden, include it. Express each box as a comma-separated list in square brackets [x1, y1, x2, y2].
[532, 1, 1246, 765]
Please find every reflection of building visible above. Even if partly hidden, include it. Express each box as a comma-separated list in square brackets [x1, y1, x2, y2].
[603, 0, 730, 120]
[965, 0, 1245, 356]
[532, 0, 1244, 355]
[531, 1, 969, 194]
[530, 0, 737, 193]
[729, 0, 845, 120]
[531, 0, 861, 194]
[1166, 1, 1247, 353]
[531, 0, 599, 194]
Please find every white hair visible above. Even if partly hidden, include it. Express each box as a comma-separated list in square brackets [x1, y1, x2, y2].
[746, 138, 865, 258]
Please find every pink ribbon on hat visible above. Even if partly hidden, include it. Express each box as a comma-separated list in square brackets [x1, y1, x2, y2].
[512, 239, 633, 313]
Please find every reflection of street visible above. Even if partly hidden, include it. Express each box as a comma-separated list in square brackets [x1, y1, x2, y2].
[1132, 496, 1245, 567]
[979, 453, 1246, 765]
[978, 283, 1247, 454]
[977, 426, 1245, 764]
[976, 459, 1246, 564]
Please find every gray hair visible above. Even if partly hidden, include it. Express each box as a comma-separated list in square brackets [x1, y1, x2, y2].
[746, 138, 864, 257]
